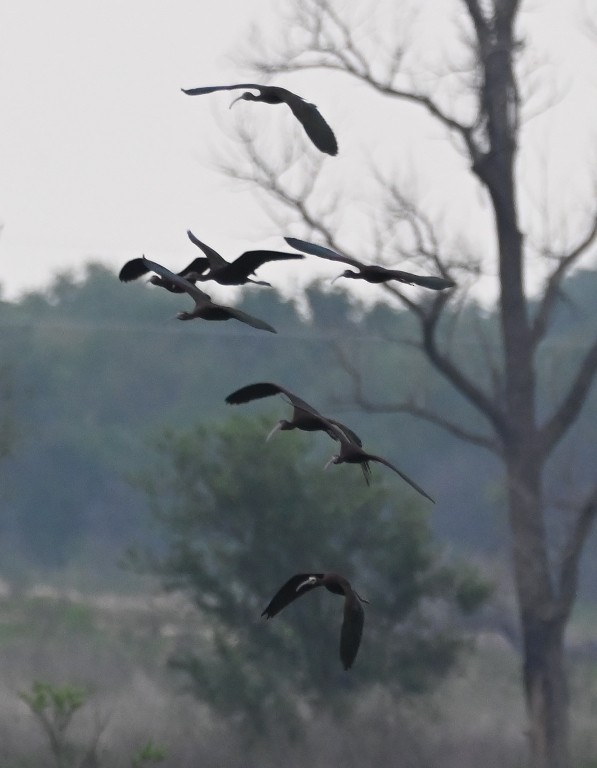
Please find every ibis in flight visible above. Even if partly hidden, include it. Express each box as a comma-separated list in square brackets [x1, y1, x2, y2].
[181, 83, 338, 156]
[119, 255, 207, 292]
[186, 230, 303, 286]
[225, 382, 362, 444]
[285, 237, 455, 290]
[262, 572, 367, 670]
[122, 256, 277, 333]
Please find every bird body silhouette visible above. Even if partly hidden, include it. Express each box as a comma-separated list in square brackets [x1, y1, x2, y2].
[225, 382, 362, 444]
[262, 572, 367, 670]
[181, 83, 338, 156]
[186, 230, 303, 286]
[123, 256, 277, 332]
[285, 237, 455, 290]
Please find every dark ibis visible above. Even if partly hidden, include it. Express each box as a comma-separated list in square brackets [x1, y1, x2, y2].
[321, 418, 435, 502]
[186, 230, 303, 286]
[181, 83, 338, 156]
[225, 382, 362, 444]
[119, 256, 208, 293]
[124, 256, 277, 333]
[285, 237, 455, 290]
[262, 572, 367, 670]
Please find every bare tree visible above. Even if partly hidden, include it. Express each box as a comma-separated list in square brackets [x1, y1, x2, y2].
[208, 2, 597, 768]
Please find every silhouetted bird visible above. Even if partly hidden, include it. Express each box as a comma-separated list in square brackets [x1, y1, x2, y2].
[122, 256, 277, 333]
[186, 230, 303, 286]
[262, 572, 368, 670]
[320, 416, 435, 501]
[225, 382, 362, 444]
[181, 83, 338, 155]
[285, 237, 455, 290]
[119, 256, 208, 293]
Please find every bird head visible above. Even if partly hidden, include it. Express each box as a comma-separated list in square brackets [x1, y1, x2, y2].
[265, 419, 291, 441]
[296, 576, 318, 591]
[176, 311, 194, 321]
[331, 270, 358, 284]
[229, 92, 255, 109]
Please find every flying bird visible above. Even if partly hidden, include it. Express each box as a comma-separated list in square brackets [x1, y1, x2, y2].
[123, 256, 277, 333]
[321, 417, 435, 502]
[262, 572, 367, 670]
[225, 382, 362, 444]
[186, 230, 303, 286]
[285, 237, 455, 290]
[181, 83, 338, 156]
[119, 256, 208, 293]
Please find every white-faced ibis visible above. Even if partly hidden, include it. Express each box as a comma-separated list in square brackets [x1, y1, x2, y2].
[321, 418, 435, 502]
[125, 256, 277, 333]
[119, 256, 208, 293]
[285, 237, 455, 290]
[225, 382, 362, 444]
[181, 83, 338, 156]
[262, 572, 367, 670]
[186, 230, 303, 286]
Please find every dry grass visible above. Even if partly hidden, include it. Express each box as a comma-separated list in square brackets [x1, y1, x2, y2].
[0, 584, 595, 767]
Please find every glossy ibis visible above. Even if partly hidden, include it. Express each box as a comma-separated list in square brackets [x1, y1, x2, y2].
[285, 237, 455, 290]
[225, 382, 362, 444]
[181, 83, 338, 156]
[186, 230, 303, 286]
[119, 256, 209, 293]
[125, 256, 277, 333]
[262, 572, 367, 670]
[321, 418, 435, 502]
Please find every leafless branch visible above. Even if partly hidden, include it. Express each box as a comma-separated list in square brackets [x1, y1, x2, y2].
[538, 335, 597, 456]
[556, 485, 597, 621]
[531, 208, 597, 347]
[417, 291, 510, 443]
[332, 339, 499, 453]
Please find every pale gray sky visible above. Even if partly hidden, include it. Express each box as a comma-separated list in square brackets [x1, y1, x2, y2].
[1, 1, 595, 302]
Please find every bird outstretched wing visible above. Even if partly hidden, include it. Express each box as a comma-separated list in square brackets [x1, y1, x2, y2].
[284, 98, 338, 156]
[261, 573, 325, 618]
[233, 250, 304, 274]
[384, 269, 455, 290]
[216, 305, 277, 334]
[367, 453, 435, 503]
[181, 83, 263, 97]
[119, 257, 151, 283]
[140, 257, 212, 303]
[340, 598, 364, 670]
[186, 230, 228, 268]
[285, 238, 362, 269]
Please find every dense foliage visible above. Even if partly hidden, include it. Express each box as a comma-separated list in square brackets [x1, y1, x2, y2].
[0, 264, 595, 582]
[131, 414, 489, 731]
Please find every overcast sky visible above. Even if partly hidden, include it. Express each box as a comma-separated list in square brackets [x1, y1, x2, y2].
[1, 0, 596, 302]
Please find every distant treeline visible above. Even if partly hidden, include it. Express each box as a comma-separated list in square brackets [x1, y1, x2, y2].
[1, 263, 595, 587]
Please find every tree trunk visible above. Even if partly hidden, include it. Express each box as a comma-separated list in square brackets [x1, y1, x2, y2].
[506, 454, 570, 768]
[523, 612, 569, 768]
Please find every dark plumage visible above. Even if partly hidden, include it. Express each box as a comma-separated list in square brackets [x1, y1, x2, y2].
[186, 230, 303, 286]
[122, 256, 277, 333]
[285, 237, 455, 290]
[320, 417, 435, 502]
[262, 572, 367, 670]
[181, 83, 338, 156]
[225, 382, 362, 444]
[118, 256, 209, 293]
